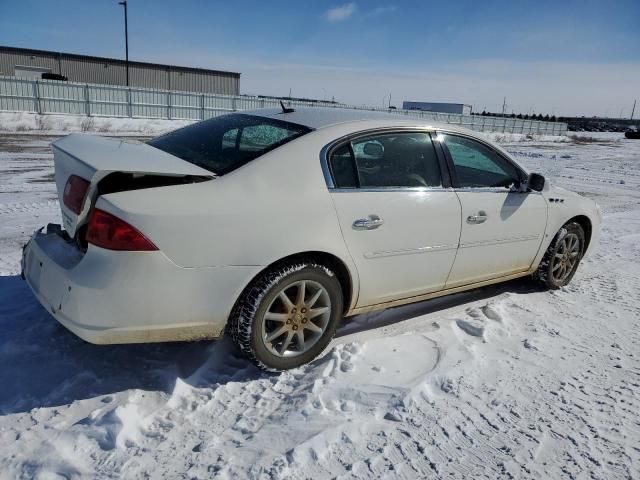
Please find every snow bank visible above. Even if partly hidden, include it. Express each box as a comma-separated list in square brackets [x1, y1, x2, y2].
[0, 111, 195, 136]
[481, 132, 572, 143]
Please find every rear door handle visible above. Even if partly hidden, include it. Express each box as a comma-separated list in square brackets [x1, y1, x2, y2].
[467, 211, 488, 224]
[353, 214, 384, 230]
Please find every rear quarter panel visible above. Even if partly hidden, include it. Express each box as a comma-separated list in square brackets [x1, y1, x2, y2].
[96, 128, 360, 300]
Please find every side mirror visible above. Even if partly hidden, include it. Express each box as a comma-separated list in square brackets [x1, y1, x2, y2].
[528, 173, 545, 192]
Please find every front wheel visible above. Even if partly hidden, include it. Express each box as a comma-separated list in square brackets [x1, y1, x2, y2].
[534, 222, 585, 289]
[228, 260, 343, 371]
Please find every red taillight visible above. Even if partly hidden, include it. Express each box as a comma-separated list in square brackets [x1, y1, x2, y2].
[86, 209, 158, 251]
[63, 175, 90, 214]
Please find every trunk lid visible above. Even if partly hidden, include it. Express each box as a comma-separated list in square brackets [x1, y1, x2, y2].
[52, 133, 214, 237]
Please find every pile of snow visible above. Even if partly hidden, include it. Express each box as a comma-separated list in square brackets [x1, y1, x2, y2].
[482, 132, 572, 143]
[0, 111, 195, 137]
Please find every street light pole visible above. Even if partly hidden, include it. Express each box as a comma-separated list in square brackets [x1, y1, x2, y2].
[119, 1, 129, 86]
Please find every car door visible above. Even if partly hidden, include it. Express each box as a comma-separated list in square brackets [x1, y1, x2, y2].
[436, 132, 547, 288]
[325, 130, 462, 307]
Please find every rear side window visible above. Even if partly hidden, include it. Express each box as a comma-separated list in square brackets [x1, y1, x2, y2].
[329, 144, 358, 188]
[329, 131, 442, 189]
[148, 114, 311, 175]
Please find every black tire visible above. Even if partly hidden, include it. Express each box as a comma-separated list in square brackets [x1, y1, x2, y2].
[534, 222, 585, 289]
[228, 259, 343, 371]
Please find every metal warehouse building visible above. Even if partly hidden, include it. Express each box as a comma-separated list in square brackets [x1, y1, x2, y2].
[403, 101, 472, 115]
[0, 45, 240, 95]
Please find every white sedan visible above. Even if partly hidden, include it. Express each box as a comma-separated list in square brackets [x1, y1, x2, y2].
[22, 108, 601, 370]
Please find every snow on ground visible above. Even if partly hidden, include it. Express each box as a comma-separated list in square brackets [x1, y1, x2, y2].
[0, 124, 639, 479]
[0, 111, 194, 137]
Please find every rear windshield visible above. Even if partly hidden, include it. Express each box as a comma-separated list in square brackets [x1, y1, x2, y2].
[147, 113, 311, 175]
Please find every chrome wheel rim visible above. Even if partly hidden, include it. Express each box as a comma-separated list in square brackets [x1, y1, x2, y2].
[261, 280, 331, 358]
[551, 233, 580, 283]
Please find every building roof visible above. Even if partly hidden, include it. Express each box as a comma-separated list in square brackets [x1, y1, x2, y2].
[241, 107, 456, 131]
[0, 45, 240, 77]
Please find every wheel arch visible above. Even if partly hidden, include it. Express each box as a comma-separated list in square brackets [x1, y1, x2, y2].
[567, 215, 592, 253]
[231, 251, 356, 317]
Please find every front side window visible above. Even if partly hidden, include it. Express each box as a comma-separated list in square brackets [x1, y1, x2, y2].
[442, 135, 521, 189]
[148, 114, 311, 175]
[329, 131, 442, 188]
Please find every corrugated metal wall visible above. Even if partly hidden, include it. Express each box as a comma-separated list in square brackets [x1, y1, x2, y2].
[0, 47, 240, 95]
[0, 75, 569, 135]
[0, 50, 62, 76]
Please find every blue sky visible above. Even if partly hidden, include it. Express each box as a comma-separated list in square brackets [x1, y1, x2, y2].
[2, 0, 639, 116]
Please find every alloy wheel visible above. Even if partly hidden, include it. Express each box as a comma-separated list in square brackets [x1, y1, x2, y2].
[551, 233, 580, 283]
[261, 280, 332, 357]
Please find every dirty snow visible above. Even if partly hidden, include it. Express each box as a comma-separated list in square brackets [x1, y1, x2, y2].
[0, 125, 639, 479]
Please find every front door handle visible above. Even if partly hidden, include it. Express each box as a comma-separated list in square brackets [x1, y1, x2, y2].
[353, 214, 384, 230]
[467, 211, 488, 224]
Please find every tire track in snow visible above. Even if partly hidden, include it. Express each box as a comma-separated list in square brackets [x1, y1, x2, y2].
[0, 200, 58, 216]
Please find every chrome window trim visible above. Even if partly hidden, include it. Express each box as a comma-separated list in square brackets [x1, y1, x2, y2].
[320, 126, 439, 191]
[331, 186, 455, 193]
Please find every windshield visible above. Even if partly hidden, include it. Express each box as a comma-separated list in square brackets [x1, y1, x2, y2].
[148, 113, 311, 175]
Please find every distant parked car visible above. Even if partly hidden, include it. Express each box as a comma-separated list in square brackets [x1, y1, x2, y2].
[22, 108, 601, 370]
[625, 129, 640, 139]
[41, 72, 68, 81]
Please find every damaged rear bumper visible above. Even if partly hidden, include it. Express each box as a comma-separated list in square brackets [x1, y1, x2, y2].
[22, 225, 259, 344]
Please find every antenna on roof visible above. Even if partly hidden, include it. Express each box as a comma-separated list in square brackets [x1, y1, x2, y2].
[280, 101, 295, 114]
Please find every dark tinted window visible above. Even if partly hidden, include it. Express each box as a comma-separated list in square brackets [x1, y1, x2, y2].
[148, 114, 311, 175]
[329, 144, 358, 188]
[442, 135, 521, 188]
[351, 132, 441, 188]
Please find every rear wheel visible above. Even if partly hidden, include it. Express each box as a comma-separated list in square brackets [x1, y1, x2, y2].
[228, 260, 343, 371]
[535, 222, 585, 289]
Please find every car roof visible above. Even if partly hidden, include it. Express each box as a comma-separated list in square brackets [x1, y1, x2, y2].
[239, 107, 464, 132]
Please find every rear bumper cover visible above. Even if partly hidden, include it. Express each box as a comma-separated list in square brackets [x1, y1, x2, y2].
[22, 226, 259, 344]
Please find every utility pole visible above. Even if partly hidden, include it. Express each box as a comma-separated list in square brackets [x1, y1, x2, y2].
[631, 99, 637, 120]
[119, 1, 129, 86]
[382, 93, 392, 108]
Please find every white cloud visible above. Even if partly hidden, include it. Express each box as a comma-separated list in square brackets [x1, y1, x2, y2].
[371, 5, 397, 15]
[326, 3, 357, 22]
